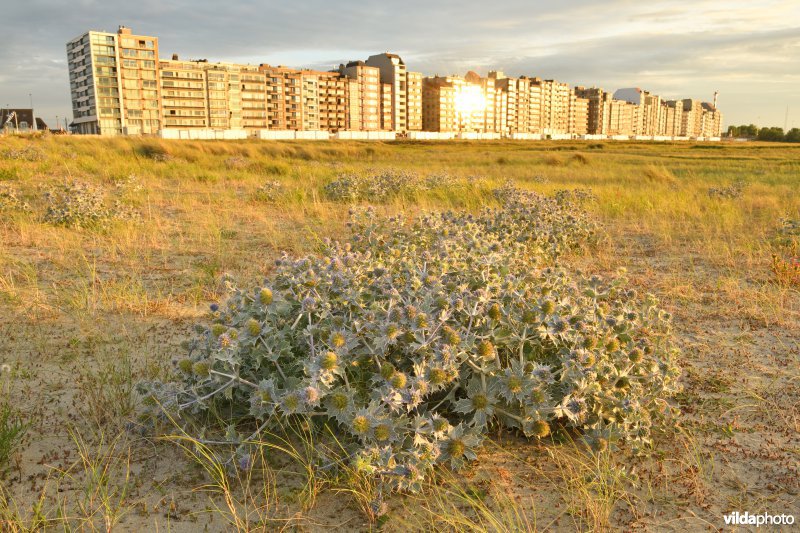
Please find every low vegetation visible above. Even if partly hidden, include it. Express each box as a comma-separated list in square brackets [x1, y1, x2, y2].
[0, 135, 797, 531]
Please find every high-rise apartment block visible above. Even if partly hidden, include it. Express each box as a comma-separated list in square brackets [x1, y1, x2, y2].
[67, 27, 161, 135]
[338, 62, 381, 131]
[67, 26, 723, 138]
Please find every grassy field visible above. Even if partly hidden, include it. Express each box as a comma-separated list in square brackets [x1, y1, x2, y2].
[0, 135, 797, 531]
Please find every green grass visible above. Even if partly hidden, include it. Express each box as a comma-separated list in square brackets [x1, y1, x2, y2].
[0, 134, 798, 531]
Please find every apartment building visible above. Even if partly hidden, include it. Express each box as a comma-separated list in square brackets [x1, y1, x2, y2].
[422, 77, 457, 132]
[574, 87, 610, 135]
[366, 53, 408, 131]
[240, 67, 268, 130]
[380, 83, 393, 130]
[700, 102, 722, 137]
[533, 78, 571, 135]
[159, 58, 209, 129]
[662, 100, 683, 137]
[406, 71, 423, 131]
[527, 80, 543, 133]
[491, 73, 530, 135]
[260, 65, 302, 130]
[117, 27, 162, 135]
[462, 71, 499, 133]
[67, 26, 161, 135]
[569, 93, 590, 135]
[607, 99, 638, 136]
[613, 88, 663, 136]
[338, 62, 381, 131]
[315, 71, 348, 132]
[680, 99, 704, 137]
[68, 26, 723, 139]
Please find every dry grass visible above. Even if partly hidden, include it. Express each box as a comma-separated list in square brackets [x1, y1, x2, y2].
[0, 135, 798, 531]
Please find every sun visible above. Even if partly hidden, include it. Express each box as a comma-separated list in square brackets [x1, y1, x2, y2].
[454, 85, 486, 116]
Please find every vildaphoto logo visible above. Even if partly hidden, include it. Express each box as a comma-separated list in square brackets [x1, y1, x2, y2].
[723, 511, 795, 527]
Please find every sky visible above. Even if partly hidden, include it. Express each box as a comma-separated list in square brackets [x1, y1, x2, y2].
[1, 0, 799, 130]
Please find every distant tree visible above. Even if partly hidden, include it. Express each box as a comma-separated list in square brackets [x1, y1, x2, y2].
[727, 124, 759, 138]
[785, 128, 800, 143]
[757, 127, 785, 142]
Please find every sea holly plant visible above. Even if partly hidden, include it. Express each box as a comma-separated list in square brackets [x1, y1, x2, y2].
[324, 169, 480, 202]
[43, 181, 140, 229]
[138, 185, 681, 492]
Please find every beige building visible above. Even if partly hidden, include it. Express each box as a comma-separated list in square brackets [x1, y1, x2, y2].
[569, 93, 590, 135]
[574, 87, 611, 135]
[422, 76, 457, 132]
[159, 58, 209, 129]
[422, 74, 499, 133]
[700, 102, 722, 137]
[68, 26, 723, 138]
[240, 67, 268, 130]
[67, 26, 161, 135]
[406, 71, 423, 131]
[661, 100, 683, 137]
[339, 61, 381, 131]
[316, 71, 348, 132]
[607, 99, 638, 135]
[366, 53, 409, 131]
[680, 99, 704, 137]
[614, 88, 663, 136]
[491, 73, 531, 135]
[533, 78, 571, 135]
[379, 83, 393, 130]
[260, 65, 303, 130]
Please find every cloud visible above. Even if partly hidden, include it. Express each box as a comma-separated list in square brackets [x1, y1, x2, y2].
[0, 0, 798, 128]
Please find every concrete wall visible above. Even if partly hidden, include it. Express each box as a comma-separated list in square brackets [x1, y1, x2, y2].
[293, 130, 331, 140]
[160, 129, 247, 140]
[457, 132, 501, 140]
[334, 131, 397, 140]
[509, 133, 544, 140]
[407, 131, 456, 140]
[157, 128, 721, 142]
[257, 130, 297, 140]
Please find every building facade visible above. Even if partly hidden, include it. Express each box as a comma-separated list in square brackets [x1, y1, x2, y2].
[67, 27, 161, 135]
[67, 26, 723, 138]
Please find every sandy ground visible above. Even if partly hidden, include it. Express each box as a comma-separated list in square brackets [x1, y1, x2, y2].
[1, 226, 796, 532]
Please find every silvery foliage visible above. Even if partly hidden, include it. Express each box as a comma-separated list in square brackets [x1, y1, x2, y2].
[113, 174, 144, 193]
[707, 181, 745, 199]
[324, 169, 478, 202]
[775, 217, 799, 248]
[2, 145, 45, 162]
[139, 185, 680, 491]
[43, 181, 140, 229]
[254, 181, 286, 202]
[554, 188, 597, 205]
[0, 183, 31, 212]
